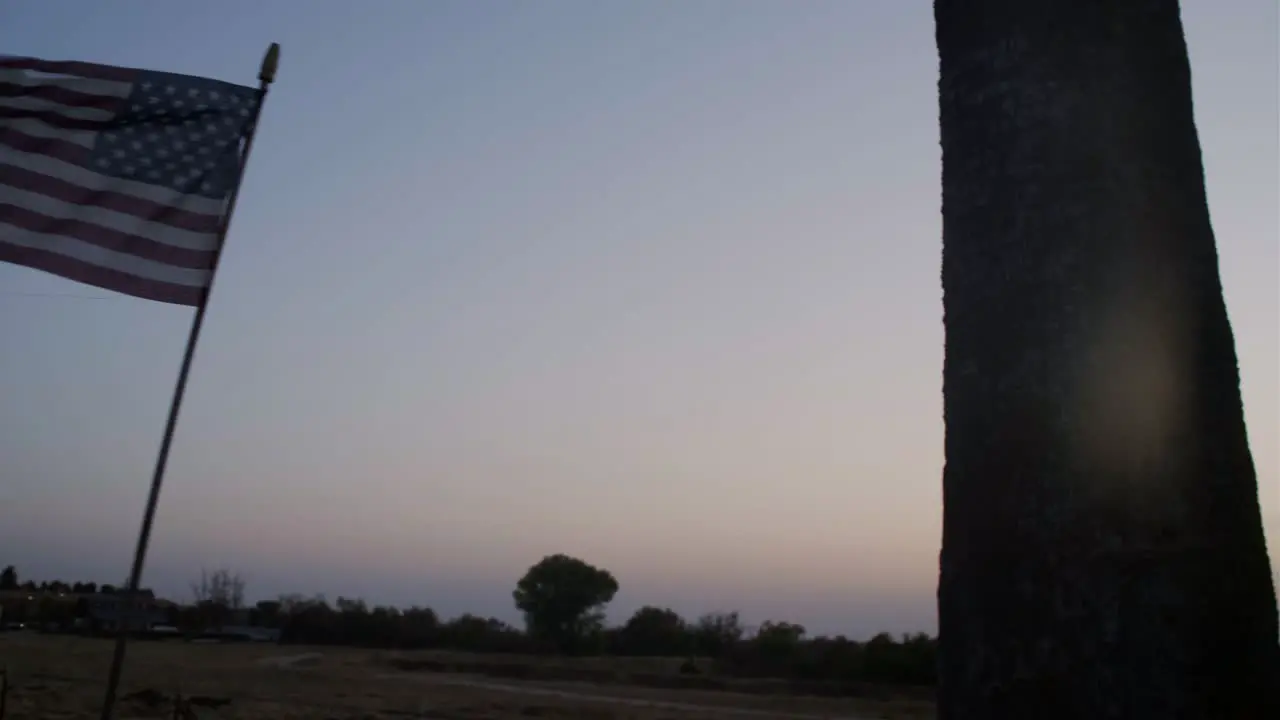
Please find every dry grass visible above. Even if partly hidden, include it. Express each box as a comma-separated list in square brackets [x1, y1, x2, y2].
[0, 633, 935, 720]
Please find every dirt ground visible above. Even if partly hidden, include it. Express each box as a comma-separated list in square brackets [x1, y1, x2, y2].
[0, 633, 934, 720]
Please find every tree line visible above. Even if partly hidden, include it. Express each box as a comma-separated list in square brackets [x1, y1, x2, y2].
[0, 556, 936, 688]
[0, 565, 138, 596]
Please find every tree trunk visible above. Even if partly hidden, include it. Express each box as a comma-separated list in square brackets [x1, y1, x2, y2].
[935, 1, 1279, 718]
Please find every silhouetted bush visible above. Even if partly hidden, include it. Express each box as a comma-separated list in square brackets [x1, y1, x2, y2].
[266, 600, 936, 689]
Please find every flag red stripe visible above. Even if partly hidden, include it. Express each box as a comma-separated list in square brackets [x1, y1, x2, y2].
[0, 107, 116, 131]
[0, 164, 223, 233]
[0, 241, 202, 306]
[0, 81, 124, 112]
[0, 125, 88, 166]
[0, 57, 137, 84]
[0, 204, 217, 269]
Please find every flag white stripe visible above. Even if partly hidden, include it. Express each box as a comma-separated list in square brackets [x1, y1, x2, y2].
[0, 68, 132, 98]
[0, 118, 95, 147]
[1, 144, 227, 217]
[0, 223, 211, 287]
[0, 183, 219, 252]
[0, 95, 115, 123]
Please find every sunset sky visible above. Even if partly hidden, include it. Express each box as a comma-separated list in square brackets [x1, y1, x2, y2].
[0, 1, 1274, 638]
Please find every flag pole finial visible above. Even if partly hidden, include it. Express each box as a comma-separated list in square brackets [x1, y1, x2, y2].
[259, 43, 280, 84]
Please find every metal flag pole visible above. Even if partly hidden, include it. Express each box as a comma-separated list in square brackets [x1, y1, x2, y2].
[97, 42, 281, 720]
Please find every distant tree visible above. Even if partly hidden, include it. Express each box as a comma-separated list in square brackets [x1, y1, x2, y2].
[440, 613, 509, 650]
[399, 606, 441, 647]
[755, 620, 806, 660]
[619, 606, 689, 656]
[713, 619, 809, 677]
[279, 593, 329, 615]
[692, 611, 744, 658]
[277, 594, 338, 645]
[190, 567, 246, 609]
[0, 565, 16, 590]
[513, 554, 618, 653]
[35, 594, 71, 628]
[335, 596, 368, 614]
[190, 567, 246, 630]
[800, 634, 863, 680]
[254, 600, 282, 628]
[862, 632, 900, 682]
[72, 596, 92, 620]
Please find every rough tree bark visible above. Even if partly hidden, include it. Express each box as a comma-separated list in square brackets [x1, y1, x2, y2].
[934, 1, 1279, 718]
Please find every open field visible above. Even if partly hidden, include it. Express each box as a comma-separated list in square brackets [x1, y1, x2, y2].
[0, 633, 935, 720]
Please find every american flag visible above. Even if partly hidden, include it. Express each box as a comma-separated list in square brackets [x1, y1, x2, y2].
[0, 56, 262, 306]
